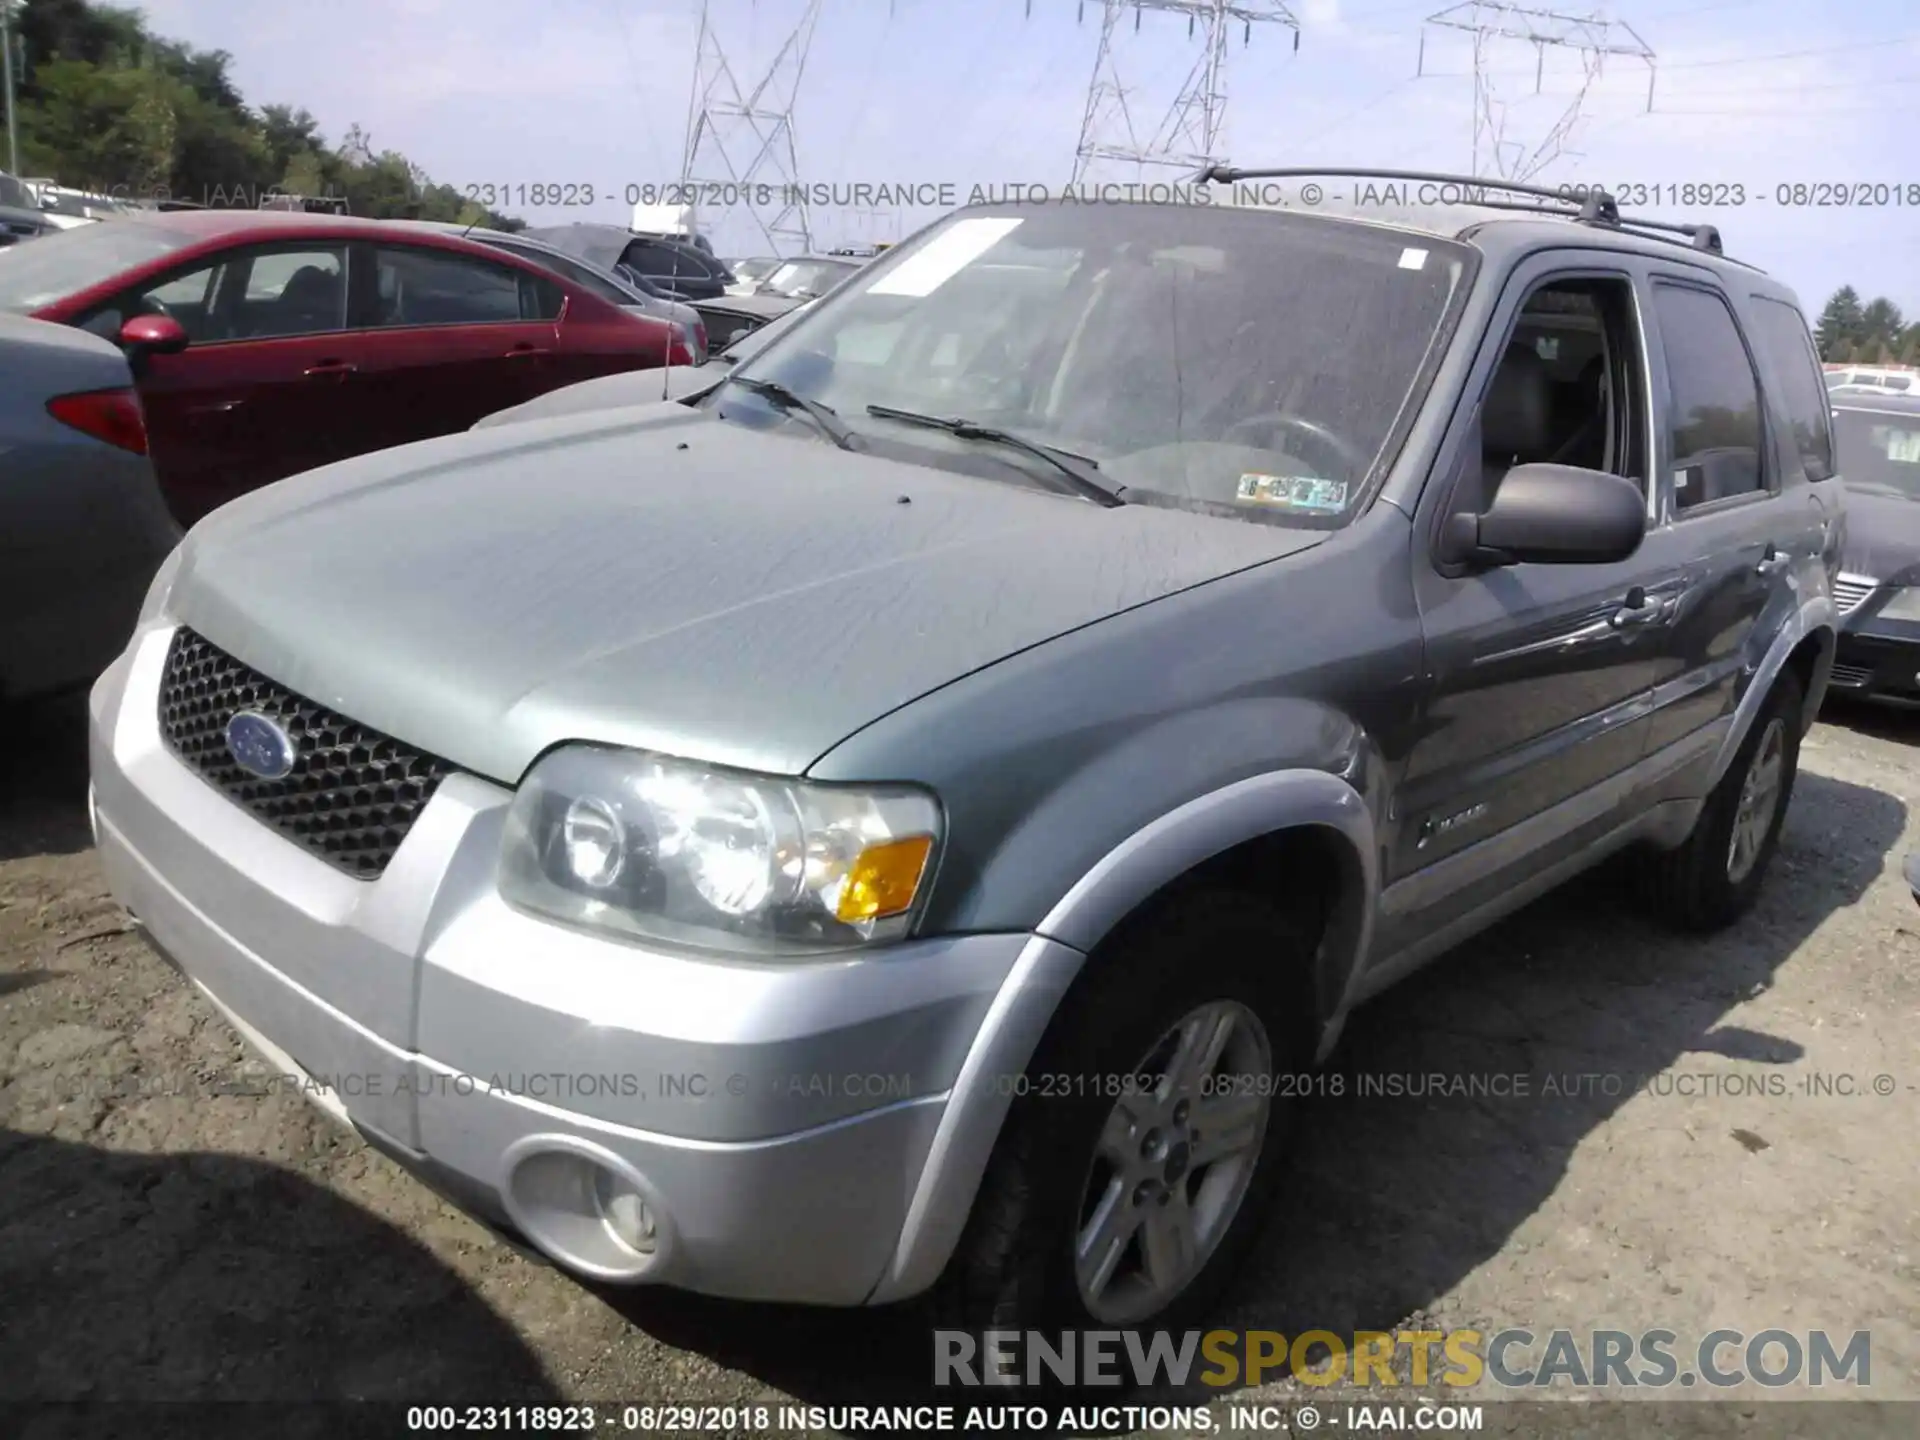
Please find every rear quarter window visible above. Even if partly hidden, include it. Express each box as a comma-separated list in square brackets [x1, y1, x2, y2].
[1747, 295, 1836, 480]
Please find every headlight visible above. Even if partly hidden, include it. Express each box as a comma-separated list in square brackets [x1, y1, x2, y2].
[137, 542, 186, 626]
[498, 745, 942, 957]
[1876, 586, 1920, 623]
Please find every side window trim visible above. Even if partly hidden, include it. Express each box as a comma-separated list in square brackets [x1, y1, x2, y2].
[1646, 276, 1774, 525]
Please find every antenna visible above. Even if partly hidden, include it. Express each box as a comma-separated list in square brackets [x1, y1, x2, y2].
[1419, 2, 1656, 181]
[1068, 0, 1299, 184]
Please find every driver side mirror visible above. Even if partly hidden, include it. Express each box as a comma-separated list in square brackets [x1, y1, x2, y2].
[118, 313, 190, 371]
[1440, 463, 1646, 568]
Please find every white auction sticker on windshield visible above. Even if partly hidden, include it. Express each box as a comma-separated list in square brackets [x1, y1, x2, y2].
[1398, 247, 1429, 270]
[867, 217, 1026, 297]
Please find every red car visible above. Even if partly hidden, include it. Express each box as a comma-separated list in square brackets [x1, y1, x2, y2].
[0, 211, 692, 524]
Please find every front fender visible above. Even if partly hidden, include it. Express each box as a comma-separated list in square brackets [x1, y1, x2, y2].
[864, 764, 1379, 1306]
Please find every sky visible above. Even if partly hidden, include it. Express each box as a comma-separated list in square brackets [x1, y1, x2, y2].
[122, 0, 1920, 320]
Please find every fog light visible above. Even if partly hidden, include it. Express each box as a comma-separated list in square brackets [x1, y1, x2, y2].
[498, 1136, 678, 1284]
[594, 1169, 658, 1255]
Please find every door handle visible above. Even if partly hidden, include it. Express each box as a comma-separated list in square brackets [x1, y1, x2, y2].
[506, 346, 552, 359]
[1611, 600, 1668, 628]
[187, 398, 245, 414]
[303, 360, 357, 378]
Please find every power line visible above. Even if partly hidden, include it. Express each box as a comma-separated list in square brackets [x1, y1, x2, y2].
[1660, 31, 1920, 69]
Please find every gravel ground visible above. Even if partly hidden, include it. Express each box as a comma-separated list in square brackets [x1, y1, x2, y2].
[2, 689, 1917, 1437]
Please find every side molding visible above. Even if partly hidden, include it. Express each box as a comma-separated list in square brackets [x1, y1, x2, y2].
[866, 768, 1377, 1305]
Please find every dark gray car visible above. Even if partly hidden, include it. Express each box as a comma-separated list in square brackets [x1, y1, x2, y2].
[1, 314, 180, 705]
[87, 176, 1843, 1334]
[1824, 391, 1920, 705]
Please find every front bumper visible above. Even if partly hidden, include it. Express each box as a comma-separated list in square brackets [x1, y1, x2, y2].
[89, 624, 1082, 1305]
[1830, 619, 1920, 707]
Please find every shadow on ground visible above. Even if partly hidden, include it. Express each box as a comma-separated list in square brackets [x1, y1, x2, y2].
[598, 769, 1906, 1433]
[0, 1129, 559, 1433]
[0, 691, 92, 864]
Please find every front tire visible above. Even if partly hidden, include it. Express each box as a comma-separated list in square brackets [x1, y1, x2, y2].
[1646, 667, 1803, 931]
[932, 891, 1311, 1335]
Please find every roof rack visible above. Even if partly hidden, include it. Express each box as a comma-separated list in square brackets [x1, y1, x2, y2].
[1195, 165, 1726, 257]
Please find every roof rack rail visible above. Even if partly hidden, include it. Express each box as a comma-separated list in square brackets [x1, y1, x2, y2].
[1195, 165, 1728, 259]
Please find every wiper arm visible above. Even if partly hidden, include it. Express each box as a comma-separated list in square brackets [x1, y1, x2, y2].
[724, 375, 864, 451]
[864, 405, 1123, 507]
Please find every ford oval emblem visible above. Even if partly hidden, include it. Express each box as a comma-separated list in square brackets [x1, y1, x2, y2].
[225, 711, 297, 780]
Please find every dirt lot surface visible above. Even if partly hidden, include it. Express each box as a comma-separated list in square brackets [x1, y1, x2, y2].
[3, 689, 1917, 1437]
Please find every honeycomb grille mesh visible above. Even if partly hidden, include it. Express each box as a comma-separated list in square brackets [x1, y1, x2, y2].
[157, 628, 454, 880]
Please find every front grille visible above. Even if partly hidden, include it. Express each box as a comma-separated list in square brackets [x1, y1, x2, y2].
[1833, 574, 1879, 616]
[157, 628, 455, 880]
[1828, 663, 1873, 688]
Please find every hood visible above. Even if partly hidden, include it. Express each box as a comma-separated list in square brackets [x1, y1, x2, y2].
[173, 407, 1322, 784]
[1838, 483, 1920, 583]
[471, 368, 720, 428]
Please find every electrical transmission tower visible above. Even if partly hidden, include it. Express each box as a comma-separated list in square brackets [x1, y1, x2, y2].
[1071, 0, 1299, 184]
[1418, 2, 1654, 182]
[679, 0, 825, 256]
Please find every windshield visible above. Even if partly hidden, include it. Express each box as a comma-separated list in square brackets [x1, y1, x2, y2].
[760, 258, 857, 298]
[0, 172, 35, 210]
[1833, 405, 1920, 498]
[723, 203, 1470, 523]
[0, 219, 195, 313]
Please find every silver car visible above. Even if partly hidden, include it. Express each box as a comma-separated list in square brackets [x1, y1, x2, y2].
[88, 184, 1836, 1332]
[1, 314, 180, 705]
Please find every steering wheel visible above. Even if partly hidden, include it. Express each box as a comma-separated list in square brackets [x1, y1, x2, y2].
[1218, 412, 1372, 478]
[140, 296, 175, 320]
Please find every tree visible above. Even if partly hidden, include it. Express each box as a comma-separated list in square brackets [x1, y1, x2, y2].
[12, 0, 519, 227]
[1861, 297, 1904, 357]
[1815, 287, 1865, 361]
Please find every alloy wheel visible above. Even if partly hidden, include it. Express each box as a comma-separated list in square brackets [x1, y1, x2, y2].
[1727, 717, 1787, 885]
[1072, 999, 1273, 1325]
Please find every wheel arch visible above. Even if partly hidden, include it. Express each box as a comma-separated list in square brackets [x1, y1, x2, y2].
[866, 768, 1377, 1305]
[1708, 596, 1835, 790]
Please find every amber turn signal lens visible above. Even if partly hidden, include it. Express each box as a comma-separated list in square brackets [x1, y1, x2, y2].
[834, 834, 934, 923]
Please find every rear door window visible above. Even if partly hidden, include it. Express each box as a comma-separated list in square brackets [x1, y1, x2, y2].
[1651, 283, 1767, 511]
[370, 246, 563, 326]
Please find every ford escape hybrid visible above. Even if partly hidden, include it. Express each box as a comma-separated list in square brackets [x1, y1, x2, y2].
[90, 171, 1844, 1332]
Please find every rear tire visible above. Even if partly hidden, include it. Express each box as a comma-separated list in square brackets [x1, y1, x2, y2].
[929, 890, 1312, 1340]
[1644, 668, 1803, 932]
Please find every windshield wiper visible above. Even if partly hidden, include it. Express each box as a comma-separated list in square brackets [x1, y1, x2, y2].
[864, 405, 1124, 507]
[723, 375, 864, 451]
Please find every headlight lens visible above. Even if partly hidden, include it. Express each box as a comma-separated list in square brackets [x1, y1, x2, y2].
[498, 745, 942, 957]
[1875, 585, 1920, 623]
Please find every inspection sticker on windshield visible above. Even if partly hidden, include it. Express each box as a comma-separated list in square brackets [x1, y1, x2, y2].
[1236, 473, 1348, 511]
[867, 217, 1025, 297]
[1398, 247, 1429, 270]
